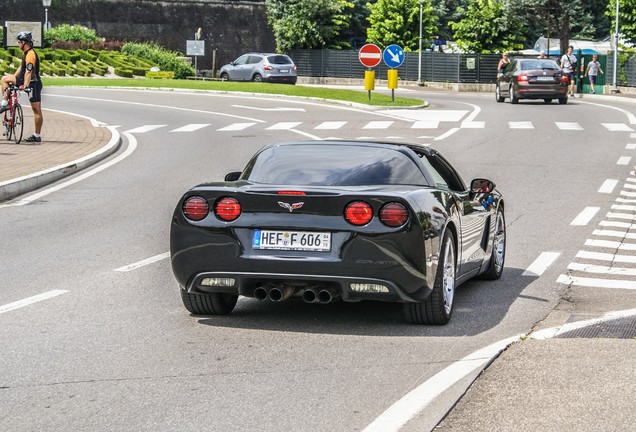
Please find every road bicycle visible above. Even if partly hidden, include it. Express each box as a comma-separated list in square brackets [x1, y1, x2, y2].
[2, 84, 30, 144]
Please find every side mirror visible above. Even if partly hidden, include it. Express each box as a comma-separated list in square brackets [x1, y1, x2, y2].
[470, 178, 495, 194]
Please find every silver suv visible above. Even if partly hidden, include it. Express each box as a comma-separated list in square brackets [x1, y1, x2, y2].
[219, 53, 297, 84]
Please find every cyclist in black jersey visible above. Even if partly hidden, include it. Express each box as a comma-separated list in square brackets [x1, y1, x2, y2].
[0, 31, 43, 143]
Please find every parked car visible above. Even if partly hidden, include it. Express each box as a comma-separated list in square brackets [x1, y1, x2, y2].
[170, 140, 506, 325]
[496, 58, 569, 104]
[219, 53, 297, 84]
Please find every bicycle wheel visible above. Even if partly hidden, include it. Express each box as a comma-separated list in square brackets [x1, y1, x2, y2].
[12, 104, 23, 144]
[4, 111, 12, 141]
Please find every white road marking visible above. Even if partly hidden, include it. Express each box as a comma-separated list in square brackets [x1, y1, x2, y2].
[314, 121, 346, 130]
[568, 262, 636, 276]
[617, 156, 632, 165]
[592, 229, 634, 239]
[585, 239, 636, 250]
[626, 144, 636, 150]
[170, 124, 209, 132]
[411, 121, 439, 129]
[509, 121, 533, 129]
[598, 179, 618, 193]
[623, 182, 636, 190]
[231, 104, 306, 112]
[555, 122, 583, 131]
[115, 252, 170, 272]
[0, 130, 136, 207]
[378, 109, 468, 122]
[522, 252, 560, 276]
[557, 274, 636, 290]
[611, 204, 636, 211]
[363, 121, 394, 129]
[599, 219, 636, 228]
[602, 123, 634, 132]
[620, 190, 636, 197]
[626, 177, 636, 183]
[0, 290, 68, 315]
[362, 335, 522, 432]
[126, 125, 166, 133]
[576, 250, 636, 263]
[266, 122, 302, 130]
[217, 122, 257, 131]
[434, 128, 460, 141]
[570, 207, 600, 226]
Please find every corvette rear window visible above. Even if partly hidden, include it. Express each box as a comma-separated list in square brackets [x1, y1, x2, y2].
[242, 144, 429, 186]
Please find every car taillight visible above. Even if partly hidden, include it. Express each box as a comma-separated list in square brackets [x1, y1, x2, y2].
[264, 65, 274, 71]
[293, 65, 298, 72]
[344, 201, 373, 226]
[517, 74, 528, 82]
[215, 197, 241, 221]
[379, 202, 409, 227]
[183, 196, 209, 221]
[561, 74, 569, 83]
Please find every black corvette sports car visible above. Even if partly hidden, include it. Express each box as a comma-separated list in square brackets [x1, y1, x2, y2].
[170, 140, 505, 325]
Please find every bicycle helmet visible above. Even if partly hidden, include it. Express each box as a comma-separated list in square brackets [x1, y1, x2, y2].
[16, 31, 33, 44]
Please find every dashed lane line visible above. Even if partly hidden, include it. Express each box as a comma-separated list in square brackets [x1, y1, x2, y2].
[0, 290, 69, 315]
[522, 252, 561, 276]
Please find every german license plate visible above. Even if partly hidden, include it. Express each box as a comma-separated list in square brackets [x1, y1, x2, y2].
[536, 76, 553, 81]
[253, 230, 331, 251]
[279, 69, 289, 73]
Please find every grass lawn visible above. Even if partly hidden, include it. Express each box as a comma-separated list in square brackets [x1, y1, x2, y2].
[42, 77, 426, 107]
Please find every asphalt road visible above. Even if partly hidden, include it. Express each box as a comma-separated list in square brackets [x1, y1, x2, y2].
[1, 86, 635, 431]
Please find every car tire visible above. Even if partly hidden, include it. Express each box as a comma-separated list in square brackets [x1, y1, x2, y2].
[509, 87, 519, 104]
[479, 209, 506, 280]
[252, 73, 263, 83]
[180, 289, 238, 315]
[404, 229, 456, 325]
[558, 96, 568, 105]
[495, 84, 505, 102]
[220, 72, 229, 81]
[544, 98, 553, 103]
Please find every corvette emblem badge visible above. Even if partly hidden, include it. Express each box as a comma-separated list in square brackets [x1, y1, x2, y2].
[278, 201, 304, 212]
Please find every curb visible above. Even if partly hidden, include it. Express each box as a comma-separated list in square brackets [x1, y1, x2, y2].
[0, 112, 121, 202]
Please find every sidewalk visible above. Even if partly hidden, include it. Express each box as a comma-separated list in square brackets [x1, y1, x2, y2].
[0, 108, 119, 201]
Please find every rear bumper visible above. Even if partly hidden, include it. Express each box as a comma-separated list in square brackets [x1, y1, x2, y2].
[266, 75, 297, 84]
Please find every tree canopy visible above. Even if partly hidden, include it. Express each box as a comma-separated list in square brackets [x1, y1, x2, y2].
[366, 0, 437, 51]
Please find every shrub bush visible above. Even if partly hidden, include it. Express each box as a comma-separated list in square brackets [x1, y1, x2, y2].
[44, 24, 101, 47]
[121, 42, 195, 79]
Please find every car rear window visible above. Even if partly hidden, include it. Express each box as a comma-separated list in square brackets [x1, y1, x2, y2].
[519, 60, 560, 71]
[242, 144, 428, 186]
[268, 55, 293, 65]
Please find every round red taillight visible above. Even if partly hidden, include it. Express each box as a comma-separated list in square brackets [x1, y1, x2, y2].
[183, 196, 209, 221]
[344, 201, 373, 226]
[215, 197, 241, 221]
[380, 202, 409, 227]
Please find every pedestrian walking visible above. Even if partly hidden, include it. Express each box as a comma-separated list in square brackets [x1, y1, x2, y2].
[497, 52, 510, 78]
[584, 54, 604, 94]
[560, 46, 577, 98]
[0, 31, 43, 142]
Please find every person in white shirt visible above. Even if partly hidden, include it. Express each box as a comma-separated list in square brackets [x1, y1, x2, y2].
[560, 45, 577, 97]
[584, 54, 604, 94]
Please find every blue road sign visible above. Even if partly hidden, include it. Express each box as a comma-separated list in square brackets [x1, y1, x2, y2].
[383, 44, 405, 68]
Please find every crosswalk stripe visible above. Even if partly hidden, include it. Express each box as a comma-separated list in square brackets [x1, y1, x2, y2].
[267, 122, 302, 130]
[509, 121, 534, 129]
[171, 124, 209, 132]
[568, 262, 636, 276]
[577, 250, 636, 263]
[126, 125, 166, 133]
[315, 121, 346, 130]
[412, 121, 439, 129]
[602, 123, 634, 132]
[555, 122, 583, 130]
[557, 274, 636, 290]
[363, 121, 394, 129]
[617, 156, 632, 165]
[217, 123, 256, 131]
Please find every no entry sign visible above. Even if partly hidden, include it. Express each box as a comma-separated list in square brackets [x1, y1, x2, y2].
[358, 43, 382, 68]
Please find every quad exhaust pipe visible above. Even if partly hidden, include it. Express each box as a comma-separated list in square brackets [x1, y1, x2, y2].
[255, 285, 339, 303]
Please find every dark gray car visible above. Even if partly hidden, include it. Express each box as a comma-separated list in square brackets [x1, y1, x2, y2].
[496, 58, 569, 104]
[219, 52, 297, 84]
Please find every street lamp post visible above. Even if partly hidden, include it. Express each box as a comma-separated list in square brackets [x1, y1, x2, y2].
[612, 0, 620, 93]
[418, 0, 424, 85]
[42, 0, 51, 32]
